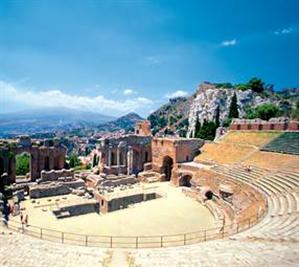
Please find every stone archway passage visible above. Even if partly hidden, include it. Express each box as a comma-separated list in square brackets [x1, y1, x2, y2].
[205, 190, 213, 200]
[44, 156, 50, 171]
[162, 156, 173, 181]
[179, 175, 192, 187]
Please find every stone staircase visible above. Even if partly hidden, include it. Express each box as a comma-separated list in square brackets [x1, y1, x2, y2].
[212, 164, 299, 242]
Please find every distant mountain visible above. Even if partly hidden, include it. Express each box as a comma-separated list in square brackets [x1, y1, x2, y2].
[0, 107, 114, 137]
[98, 112, 143, 132]
[148, 96, 193, 136]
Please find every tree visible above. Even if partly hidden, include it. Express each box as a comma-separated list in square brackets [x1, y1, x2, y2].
[247, 77, 264, 93]
[291, 101, 299, 120]
[195, 117, 201, 138]
[246, 103, 280, 121]
[16, 153, 30, 176]
[228, 93, 239, 119]
[69, 154, 81, 168]
[215, 105, 220, 128]
[195, 119, 218, 140]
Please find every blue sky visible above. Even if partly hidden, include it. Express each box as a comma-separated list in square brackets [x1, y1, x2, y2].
[0, 0, 298, 116]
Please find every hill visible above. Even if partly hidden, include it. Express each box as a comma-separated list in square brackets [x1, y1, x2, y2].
[147, 81, 299, 138]
[148, 97, 192, 136]
[97, 112, 143, 132]
[0, 108, 114, 137]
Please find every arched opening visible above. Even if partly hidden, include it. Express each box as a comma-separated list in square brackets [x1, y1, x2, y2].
[205, 190, 213, 200]
[179, 175, 192, 187]
[0, 157, 4, 176]
[162, 156, 173, 181]
[15, 152, 31, 178]
[145, 151, 149, 162]
[119, 152, 124, 165]
[133, 150, 140, 174]
[111, 152, 117, 166]
[54, 155, 60, 170]
[92, 154, 97, 167]
[44, 156, 50, 171]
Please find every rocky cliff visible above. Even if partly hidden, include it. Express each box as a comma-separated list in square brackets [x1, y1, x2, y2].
[148, 82, 299, 137]
[187, 83, 272, 137]
[148, 96, 193, 136]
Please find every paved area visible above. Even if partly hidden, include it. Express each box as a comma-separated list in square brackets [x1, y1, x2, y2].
[18, 182, 214, 236]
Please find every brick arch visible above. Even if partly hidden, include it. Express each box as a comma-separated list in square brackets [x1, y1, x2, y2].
[179, 174, 192, 187]
[162, 156, 174, 181]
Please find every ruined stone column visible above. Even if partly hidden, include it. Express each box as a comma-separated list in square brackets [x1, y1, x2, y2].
[127, 146, 133, 175]
[117, 147, 121, 175]
[108, 146, 112, 168]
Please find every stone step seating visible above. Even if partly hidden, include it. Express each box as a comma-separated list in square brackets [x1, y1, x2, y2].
[0, 227, 108, 267]
[276, 171, 299, 188]
[219, 169, 294, 216]
[213, 165, 299, 242]
[205, 200, 226, 231]
[128, 239, 299, 267]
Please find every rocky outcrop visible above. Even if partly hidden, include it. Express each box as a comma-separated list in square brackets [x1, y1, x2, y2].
[187, 83, 271, 137]
[148, 82, 299, 138]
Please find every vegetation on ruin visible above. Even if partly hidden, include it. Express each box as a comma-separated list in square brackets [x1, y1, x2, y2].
[16, 153, 30, 175]
[68, 154, 81, 168]
[73, 164, 91, 172]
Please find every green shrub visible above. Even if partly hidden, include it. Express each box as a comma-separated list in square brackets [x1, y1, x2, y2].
[68, 154, 81, 168]
[245, 103, 281, 120]
[16, 153, 30, 176]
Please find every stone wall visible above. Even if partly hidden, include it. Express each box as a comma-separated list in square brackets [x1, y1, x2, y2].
[0, 136, 66, 183]
[135, 120, 152, 136]
[151, 137, 204, 174]
[96, 135, 152, 176]
[40, 169, 74, 182]
[29, 179, 85, 198]
[53, 202, 99, 218]
[98, 192, 157, 213]
[230, 118, 299, 131]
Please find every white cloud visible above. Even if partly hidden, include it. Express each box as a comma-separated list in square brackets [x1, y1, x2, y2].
[221, 39, 237, 47]
[274, 27, 293, 35]
[165, 90, 189, 98]
[0, 81, 153, 115]
[123, 89, 135, 95]
[145, 56, 162, 65]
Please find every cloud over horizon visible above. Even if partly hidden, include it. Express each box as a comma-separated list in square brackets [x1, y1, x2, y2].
[123, 89, 135, 96]
[221, 39, 237, 47]
[274, 27, 294, 35]
[0, 81, 154, 116]
[165, 90, 189, 98]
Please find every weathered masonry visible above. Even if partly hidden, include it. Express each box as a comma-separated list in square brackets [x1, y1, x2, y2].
[0, 136, 66, 183]
[94, 135, 152, 176]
